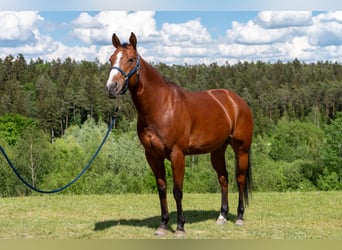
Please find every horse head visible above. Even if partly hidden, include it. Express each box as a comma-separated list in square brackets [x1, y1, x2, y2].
[106, 32, 140, 98]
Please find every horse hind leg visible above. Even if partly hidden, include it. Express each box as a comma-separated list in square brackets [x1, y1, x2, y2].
[233, 142, 252, 226]
[210, 145, 229, 225]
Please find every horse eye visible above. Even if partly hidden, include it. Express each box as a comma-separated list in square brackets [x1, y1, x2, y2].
[128, 58, 134, 63]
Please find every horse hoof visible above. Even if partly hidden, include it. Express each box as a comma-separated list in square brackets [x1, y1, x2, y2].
[154, 227, 168, 237]
[216, 215, 227, 225]
[235, 219, 244, 226]
[174, 230, 186, 238]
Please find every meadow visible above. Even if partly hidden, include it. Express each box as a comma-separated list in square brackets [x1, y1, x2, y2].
[0, 192, 341, 239]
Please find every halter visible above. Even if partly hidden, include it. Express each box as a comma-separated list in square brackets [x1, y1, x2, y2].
[111, 55, 140, 95]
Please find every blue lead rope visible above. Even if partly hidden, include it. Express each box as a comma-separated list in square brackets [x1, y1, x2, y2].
[0, 116, 115, 194]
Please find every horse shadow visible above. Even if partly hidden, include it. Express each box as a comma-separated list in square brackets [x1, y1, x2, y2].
[94, 210, 236, 232]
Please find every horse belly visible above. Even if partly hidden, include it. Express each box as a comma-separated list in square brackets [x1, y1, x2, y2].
[186, 126, 229, 154]
[185, 105, 232, 154]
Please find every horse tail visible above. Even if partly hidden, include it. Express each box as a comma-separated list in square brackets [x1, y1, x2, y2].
[244, 149, 253, 207]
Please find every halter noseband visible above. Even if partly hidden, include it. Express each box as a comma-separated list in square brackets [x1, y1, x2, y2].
[111, 55, 140, 95]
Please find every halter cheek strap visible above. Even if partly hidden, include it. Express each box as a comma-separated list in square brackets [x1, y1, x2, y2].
[111, 55, 140, 95]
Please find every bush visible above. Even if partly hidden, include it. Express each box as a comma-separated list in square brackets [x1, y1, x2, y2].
[252, 135, 318, 192]
[0, 139, 22, 197]
[1, 115, 340, 196]
[184, 155, 220, 193]
[317, 169, 342, 191]
[269, 116, 323, 163]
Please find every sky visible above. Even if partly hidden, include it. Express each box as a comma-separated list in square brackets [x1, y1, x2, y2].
[1, 1, 342, 65]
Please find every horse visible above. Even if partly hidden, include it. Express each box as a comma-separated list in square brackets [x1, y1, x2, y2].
[106, 32, 253, 237]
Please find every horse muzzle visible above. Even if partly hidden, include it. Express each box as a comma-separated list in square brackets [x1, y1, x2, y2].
[106, 82, 121, 99]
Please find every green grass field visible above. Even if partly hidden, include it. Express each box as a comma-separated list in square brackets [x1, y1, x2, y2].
[0, 192, 341, 239]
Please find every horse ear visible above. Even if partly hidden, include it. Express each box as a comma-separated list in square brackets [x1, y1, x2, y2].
[129, 32, 137, 50]
[112, 33, 121, 48]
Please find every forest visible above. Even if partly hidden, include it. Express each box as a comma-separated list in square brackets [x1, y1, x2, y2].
[0, 54, 341, 196]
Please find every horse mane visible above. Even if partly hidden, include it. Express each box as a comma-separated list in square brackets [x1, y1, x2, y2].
[162, 75, 173, 84]
[161, 76, 183, 89]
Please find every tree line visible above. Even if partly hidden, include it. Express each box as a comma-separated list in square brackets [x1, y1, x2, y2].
[0, 54, 341, 196]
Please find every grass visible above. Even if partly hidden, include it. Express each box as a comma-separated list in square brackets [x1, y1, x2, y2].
[0, 192, 341, 239]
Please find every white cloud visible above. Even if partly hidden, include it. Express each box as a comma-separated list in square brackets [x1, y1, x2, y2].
[144, 18, 214, 64]
[307, 11, 342, 46]
[0, 11, 100, 62]
[315, 11, 342, 23]
[256, 11, 313, 28]
[227, 20, 290, 45]
[72, 11, 158, 45]
[160, 19, 211, 45]
[0, 11, 43, 46]
[95, 17, 215, 65]
[2, 11, 342, 66]
[220, 11, 342, 63]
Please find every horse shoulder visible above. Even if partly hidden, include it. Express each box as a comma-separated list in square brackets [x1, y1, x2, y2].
[137, 124, 166, 154]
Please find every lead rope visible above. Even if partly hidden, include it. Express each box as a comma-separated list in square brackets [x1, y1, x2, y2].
[0, 115, 116, 194]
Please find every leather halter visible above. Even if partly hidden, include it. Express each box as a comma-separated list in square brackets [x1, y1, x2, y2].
[111, 55, 140, 95]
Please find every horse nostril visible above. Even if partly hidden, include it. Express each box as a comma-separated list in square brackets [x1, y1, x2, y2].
[106, 82, 117, 91]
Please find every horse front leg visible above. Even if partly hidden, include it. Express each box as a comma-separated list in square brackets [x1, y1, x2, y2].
[170, 148, 186, 237]
[145, 152, 169, 236]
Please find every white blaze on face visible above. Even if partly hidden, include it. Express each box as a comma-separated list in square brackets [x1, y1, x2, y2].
[106, 51, 123, 88]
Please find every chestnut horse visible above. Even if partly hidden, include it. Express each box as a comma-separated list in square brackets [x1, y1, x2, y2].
[106, 32, 253, 237]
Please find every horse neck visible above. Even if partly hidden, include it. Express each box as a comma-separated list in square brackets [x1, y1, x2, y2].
[130, 58, 172, 116]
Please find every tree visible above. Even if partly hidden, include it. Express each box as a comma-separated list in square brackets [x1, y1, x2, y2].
[13, 127, 53, 194]
[0, 114, 36, 145]
[318, 112, 342, 190]
[34, 74, 61, 139]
